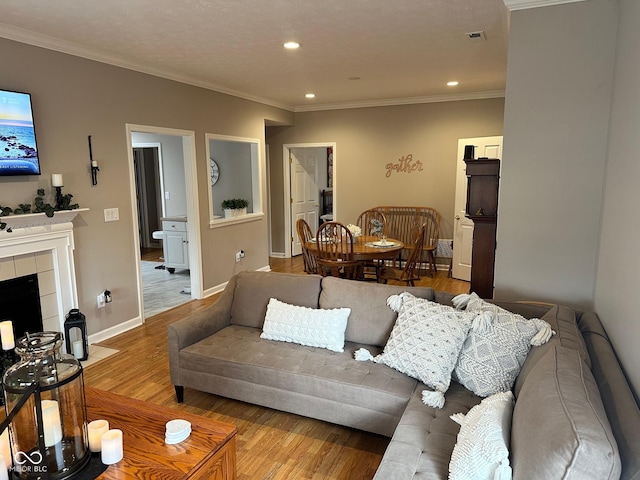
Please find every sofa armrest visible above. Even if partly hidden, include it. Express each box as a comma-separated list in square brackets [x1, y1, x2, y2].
[167, 276, 236, 386]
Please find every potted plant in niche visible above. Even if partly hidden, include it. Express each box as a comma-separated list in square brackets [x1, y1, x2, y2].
[221, 198, 249, 219]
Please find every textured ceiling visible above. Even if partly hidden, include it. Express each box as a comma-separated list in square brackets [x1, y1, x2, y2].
[0, 0, 510, 111]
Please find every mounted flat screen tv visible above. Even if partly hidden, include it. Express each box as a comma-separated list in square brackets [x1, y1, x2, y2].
[0, 89, 41, 176]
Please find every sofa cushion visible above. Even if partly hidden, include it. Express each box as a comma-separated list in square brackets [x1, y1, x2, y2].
[514, 304, 591, 396]
[230, 271, 322, 329]
[374, 293, 473, 408]
[449, 391, 514, 480]
[511, 345, 621, 480]
[260, 298, 349, 352]
[373, 382, 482, 480]
[181, 325, 417, 423]
[452, 293, 554, 398]
[319, 276, 434, 347]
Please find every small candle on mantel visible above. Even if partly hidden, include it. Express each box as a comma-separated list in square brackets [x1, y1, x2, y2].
[0, 321, 14, 351]
[51, 173, 64, 187]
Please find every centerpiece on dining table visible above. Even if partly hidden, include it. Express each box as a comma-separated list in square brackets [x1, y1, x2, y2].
[346, 224, 361, 242]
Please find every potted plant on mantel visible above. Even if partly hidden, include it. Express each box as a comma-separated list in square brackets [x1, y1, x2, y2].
[221, 198, 249, 219]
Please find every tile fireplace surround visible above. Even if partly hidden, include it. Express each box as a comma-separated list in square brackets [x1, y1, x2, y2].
[0, 209, 87, 334]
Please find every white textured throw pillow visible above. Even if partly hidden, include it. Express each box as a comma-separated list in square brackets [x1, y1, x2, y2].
[260, 298, 350, 352]
[449, 391, 514, 480]
[452, 293, 555, 397]
[362, 292, 476, 408]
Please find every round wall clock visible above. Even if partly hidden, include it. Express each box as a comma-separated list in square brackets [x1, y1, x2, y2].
[210, 158, 220, 185]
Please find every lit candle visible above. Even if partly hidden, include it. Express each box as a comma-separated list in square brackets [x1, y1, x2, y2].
[72, 340, 84, 359]
[88, 420, 109, 452]
[0, 430, 10, 469]
[0, 321, 14, 351]
[101, 429, 123, 465]
[91, 160, 98, 168]
[41, 400, 63, 447]
[51, 174, 64, 187]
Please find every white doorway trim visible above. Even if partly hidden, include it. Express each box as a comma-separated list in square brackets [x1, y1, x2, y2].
[282, 142, 337, 258]
[126, 124, 203, 323]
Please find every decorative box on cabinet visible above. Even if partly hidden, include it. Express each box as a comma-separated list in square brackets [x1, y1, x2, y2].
[464, 158, 500, 298]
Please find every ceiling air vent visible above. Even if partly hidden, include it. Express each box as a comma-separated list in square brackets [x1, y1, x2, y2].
[466, 31, 486, 40]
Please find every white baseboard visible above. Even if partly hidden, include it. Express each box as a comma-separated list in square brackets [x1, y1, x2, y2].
[88, 316, 142, 345]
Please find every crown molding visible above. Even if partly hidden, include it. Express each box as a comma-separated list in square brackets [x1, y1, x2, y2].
[0, 24, 295, 112]
[294, 90, 506, 112]
[0, 23, 505, 114]
[503, 0, 586, 11]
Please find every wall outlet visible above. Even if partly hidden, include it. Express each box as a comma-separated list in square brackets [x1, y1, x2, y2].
[97, 292, 106, 308]
[235, 251, 242, 263]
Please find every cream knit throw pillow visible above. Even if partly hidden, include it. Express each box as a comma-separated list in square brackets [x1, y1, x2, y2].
[452, 293, 555, 397]
[355, 292, 487, 408]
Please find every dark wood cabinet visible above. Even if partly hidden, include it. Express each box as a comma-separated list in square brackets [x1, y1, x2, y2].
[464, 158, 500, 298]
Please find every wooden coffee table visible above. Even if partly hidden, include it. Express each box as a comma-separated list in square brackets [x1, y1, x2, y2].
[85, 387, 237, 479]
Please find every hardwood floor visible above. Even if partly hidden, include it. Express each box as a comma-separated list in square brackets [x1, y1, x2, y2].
[84, 256, 469, 480]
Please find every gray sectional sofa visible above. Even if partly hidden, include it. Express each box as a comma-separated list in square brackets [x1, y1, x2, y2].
[167, 271, 640, 479]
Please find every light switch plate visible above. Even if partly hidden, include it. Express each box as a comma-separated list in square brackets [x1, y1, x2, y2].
[104, 208, 119, 222]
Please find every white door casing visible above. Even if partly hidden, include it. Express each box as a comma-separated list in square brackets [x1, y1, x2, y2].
[290, 148, 319, 256]
[452, 136, 503, 281]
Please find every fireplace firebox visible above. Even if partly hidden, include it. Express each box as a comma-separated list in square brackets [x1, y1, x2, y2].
[0, 274, 43, 339]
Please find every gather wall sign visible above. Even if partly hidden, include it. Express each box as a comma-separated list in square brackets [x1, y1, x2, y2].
[385, 154, 424, 178]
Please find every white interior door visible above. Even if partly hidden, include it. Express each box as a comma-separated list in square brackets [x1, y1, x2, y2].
[452, 136, 503, 281]
[290, 149, 319, 256]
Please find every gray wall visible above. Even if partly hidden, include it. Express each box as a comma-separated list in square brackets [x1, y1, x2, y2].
[210, 140, 254, 217]
[0, 37, 292, 336]
[495, 0, 617, 307]
[594, 0, 640, 397]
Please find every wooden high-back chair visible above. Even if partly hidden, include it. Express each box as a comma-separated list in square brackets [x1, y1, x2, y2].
[296, 218, 318, 274]
[373, 206, 441, 276]
[314, 222, 362, 280]
[377, 224, 426, 286]
[356, 209, 387, 237]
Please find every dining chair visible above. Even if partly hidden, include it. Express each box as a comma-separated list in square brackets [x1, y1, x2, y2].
[377, 224, 426, 286]
[356, 209, 387, 280]
[296, 218, 318, 274]
[356, 209, 387, 237]
[314, 222, 362, 280]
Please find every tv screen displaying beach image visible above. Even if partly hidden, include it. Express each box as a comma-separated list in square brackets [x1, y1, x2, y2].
[0, 89, 41, 176]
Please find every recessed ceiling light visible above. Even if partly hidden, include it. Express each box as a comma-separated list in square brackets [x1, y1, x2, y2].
[305, 93, 316, 99]
[284, 41, 300, 49]
[447, 81, 459, 87]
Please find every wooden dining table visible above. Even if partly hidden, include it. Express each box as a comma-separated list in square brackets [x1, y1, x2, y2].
[305, 235, 404, 262]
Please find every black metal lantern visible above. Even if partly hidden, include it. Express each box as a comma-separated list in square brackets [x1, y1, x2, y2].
[1, 332, 91, 479]
[63, 311, 88, 362]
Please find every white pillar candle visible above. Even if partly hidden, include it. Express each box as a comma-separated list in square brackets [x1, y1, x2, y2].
[87, 420, 109, 452]
[0, 321, 14, 351]
[101, 429, 123, 465]
[72, 340, 84, 359]
[0, 430, 10, 469]
[0, 455, 7, 480]
[41, 400, 63, 447]
[51, 173, 63, 187]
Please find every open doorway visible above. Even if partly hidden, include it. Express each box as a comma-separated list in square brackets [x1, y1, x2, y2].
[283, 143, 336, 258]
[126, 125, 202, 321]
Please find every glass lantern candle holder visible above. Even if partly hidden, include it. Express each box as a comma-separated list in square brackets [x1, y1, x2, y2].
[2, 332, 91, 479]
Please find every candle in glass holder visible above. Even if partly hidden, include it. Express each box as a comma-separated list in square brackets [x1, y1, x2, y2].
[0, 321, 14, 350]
[0, 430, 10, 469]
[41, 400, 63, 447]
[101, 429, 123, 465]
[0, 454, 7, 480]
[88, 420, 109, 452]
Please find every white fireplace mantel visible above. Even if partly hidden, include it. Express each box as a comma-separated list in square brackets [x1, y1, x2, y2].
[0, 208, 88, 334]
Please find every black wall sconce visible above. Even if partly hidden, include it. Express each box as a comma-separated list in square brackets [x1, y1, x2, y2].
[89, 135, 99, 186]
